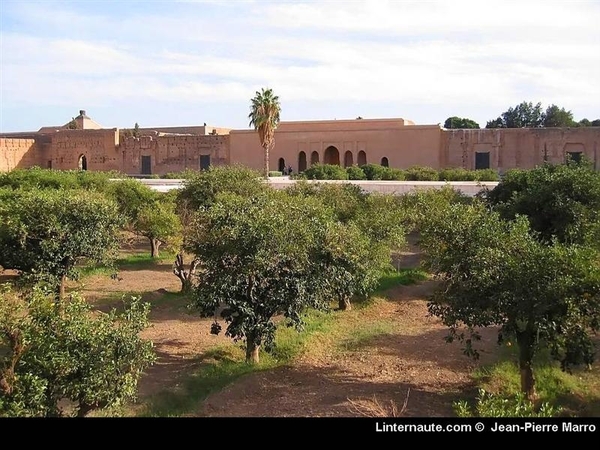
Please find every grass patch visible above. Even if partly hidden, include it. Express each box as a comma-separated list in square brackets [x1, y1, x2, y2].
[79, 251, 177, 278]
[468, 347, 600, 417]
[375, 267, 428, 293]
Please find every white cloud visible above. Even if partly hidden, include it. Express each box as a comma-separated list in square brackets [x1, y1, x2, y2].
[1, 0, 599, 131]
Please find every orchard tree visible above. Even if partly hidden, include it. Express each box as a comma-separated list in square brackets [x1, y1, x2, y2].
[421, 202, 600, 399]
[106, 178, 157, 226]
[0, 287, 155, 417]
[483, 161, 600, 247]
[444, 116, 480, 129]
[248, 88, 281, 178]
[319, 221, 390, 311]
[186, 191, 333, 364]
[176, 165, 266, 212]
[134, 201, 182, 258]
[0, 189, 122, 298]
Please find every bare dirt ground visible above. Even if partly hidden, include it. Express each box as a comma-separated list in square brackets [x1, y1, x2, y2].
[3, 235, 499, 416]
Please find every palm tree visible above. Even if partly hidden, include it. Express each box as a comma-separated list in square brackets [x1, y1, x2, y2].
[248, 88, 281, 178]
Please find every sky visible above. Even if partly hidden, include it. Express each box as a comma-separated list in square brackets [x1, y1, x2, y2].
[1, 0, 599, 132]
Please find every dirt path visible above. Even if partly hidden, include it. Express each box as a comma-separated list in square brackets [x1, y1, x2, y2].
[75, 235, 499, 417]
[197, 237, 499, 417]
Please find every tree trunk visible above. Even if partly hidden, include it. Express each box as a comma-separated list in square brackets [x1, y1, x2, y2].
[264, 144, 269, 179]
[245, 335, 260, 364]
[338, 296, 352, 311]
[58, 274, 67, 300]
[150, 238, 161, 258]
[77, 403, 95, 417]
[173, 252, 199, 294]
[516, 325, 536, 401]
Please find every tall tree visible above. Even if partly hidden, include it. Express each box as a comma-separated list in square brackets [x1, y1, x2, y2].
[543, 104, 575, 128]
[444, 116, 480, 129]
[248, 88, 281, 179]
[486, 101, 544, 128]
[133, 122, 141, 138]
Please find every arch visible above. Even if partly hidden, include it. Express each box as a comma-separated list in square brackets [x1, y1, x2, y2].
[298, 151, 307, 172]
[344, 151, 353, 168]
[324, 146, 340, 165]
[357, 150, 367, 166]
[278, 157, 286, 173]
[381, 157, 389, 167]
[78, 154, 87, 171]
[311, 151, 320, 166]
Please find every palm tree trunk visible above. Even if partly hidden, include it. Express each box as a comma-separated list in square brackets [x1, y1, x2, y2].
[264, 144, 269, 179]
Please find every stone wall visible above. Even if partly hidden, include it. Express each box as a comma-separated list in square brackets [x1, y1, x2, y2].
[442, 127, 600, 172]
[0, 138, 40, 172]
[120, 133, 230, 175]
[48, 129, 121, 172]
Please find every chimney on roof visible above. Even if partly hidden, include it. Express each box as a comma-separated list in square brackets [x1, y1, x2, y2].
[79, 110, 86, 116]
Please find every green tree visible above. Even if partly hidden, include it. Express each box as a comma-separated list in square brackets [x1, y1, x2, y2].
[483, 162, 600, 247]
[543, 104, 575, 128]
[486, 101, 544, 128]
[578, 118, 591, 127]
[133, 122, 141, 138]
[186, 191, 333, 364]
[105, 178, 158, 225]
[421, 202, 600, 399]
[592, 119, 600, 126]
[444, 116, 480, 129]
[176, 165, 266, 212]
[134, 201, 182, 258]
[0, 189, 122, 298]
[248, 88, 281, 179]
[0, 287, 155, 417]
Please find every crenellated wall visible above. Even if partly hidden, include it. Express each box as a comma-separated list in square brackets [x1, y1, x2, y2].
[120, 133, 230, 175]
[48, 129, 121, 171]
[443, 127, 600, 172]
[0, 138, 41, 171]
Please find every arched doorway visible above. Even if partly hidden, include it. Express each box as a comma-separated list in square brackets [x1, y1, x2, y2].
[344, 151, 353, 168]
[324, 146, 340, 165]
[357, 150, 367, 166]
[278, 158, 286, 173]
[311, 151, 320, 166]
[381, 157, 389, 167]
[298, 151, 307, 172]
[78, 154, 87, 171]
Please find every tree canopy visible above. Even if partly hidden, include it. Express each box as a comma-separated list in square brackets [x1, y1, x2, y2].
[0, 189, 123, 297]
[443, 116, 480, 129]
[421, 201, 600, 399]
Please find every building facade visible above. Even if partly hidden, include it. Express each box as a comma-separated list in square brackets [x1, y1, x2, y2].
[2, 110, 599, 175]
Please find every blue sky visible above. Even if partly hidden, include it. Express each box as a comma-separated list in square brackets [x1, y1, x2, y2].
[1, 0, 599, 132]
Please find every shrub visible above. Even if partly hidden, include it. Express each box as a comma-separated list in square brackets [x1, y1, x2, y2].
[346, 165, 366, 180]
[268, 171, 283, 177]
[453, 389, 560, 417]
[405, 166, 439, 181]
[382, 168, 406, 181]
[303, 164, 348, 180]
[361, 164, 387, 180]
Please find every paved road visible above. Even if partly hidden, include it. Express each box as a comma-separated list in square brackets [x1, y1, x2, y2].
[133, 177, 499, 196]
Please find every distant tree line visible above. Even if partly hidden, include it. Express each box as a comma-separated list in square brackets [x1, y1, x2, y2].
[444, 102, 599, 130]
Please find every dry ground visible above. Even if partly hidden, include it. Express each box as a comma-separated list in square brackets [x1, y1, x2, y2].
[71, 236, 499, 417]
[2, 235, 499, 417]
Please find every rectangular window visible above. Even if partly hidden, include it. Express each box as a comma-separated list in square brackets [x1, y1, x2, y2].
[567, 151, 582, 163]
[200, 154, 211, 170]
[141, 155, 152, 175]
[475, 152, 490, 170]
